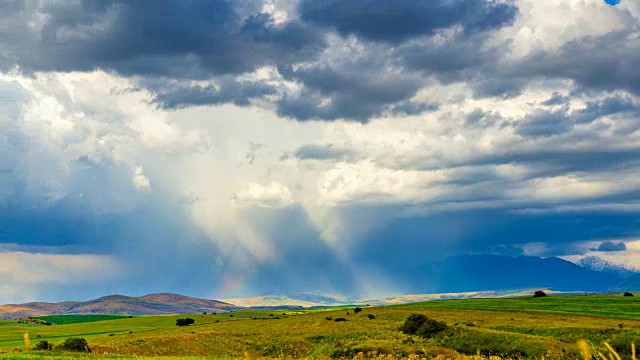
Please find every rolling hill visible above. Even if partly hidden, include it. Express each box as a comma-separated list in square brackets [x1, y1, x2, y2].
[0, 293, 240, 318]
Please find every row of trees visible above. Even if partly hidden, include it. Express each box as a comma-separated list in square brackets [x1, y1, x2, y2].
[35, 337, 90, 352]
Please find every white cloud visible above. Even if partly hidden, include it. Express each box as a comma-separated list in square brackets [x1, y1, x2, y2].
[233, 182, 293, 208]
[563, 239, 640, 270]
[132, 165, 151, 191]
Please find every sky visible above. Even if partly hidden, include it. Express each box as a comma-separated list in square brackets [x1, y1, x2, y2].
[1, 0, 640, 304]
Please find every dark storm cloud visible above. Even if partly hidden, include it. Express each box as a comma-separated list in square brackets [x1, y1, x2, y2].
[298, 0, 517, 44]
[515, 109, 572, 137]
[398, 32, 498, 82]
[590, 240, 627, 252]
[0, 0, 520, 122]
[276, 59, 426, 121]
[508, 28, 640, 96]
[514, 95, 640, 138]
[542, 92, 570, 106]
[477, 148, 640, 178]
[1, 0, 324, 78]
[465, 108, 502, 127]
[473, 78, 525, 98]
[390, 101, 440, 116]
[149, 77, 278, 109]
[287, 144, 354, 161]
[573, 96, 639, 124]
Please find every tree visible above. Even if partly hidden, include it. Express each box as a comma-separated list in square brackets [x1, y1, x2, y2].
[533, 290, 547, 298]
[353, 307, 363, 313]
[60, 338, 91, 352]
[176, 318, 195, 326]
[34, 340, 53, 351]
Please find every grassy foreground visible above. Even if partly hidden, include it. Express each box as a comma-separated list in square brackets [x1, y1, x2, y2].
[0, 295, 638, 359]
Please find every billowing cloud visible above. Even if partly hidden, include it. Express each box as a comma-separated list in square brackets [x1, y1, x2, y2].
[298, 0, 518, 43]
[1, 0, 323, 78]
[2, 0, 640, 303]
[591, 241, 627, 252]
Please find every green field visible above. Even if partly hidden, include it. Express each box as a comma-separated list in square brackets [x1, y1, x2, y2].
[400, 295, 640, 320]
[33, 315, 134, 325]
[0, 296, 638, 359]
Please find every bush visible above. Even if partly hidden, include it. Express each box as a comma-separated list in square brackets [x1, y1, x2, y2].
[623, 292, 634, 297]
[353, 307, 362, 313]
[34, 340, 53, 351]
[533, 290, 547, 298]
[334, 317, 348, 322]
[59, 338, 91, 353]
[400, 314, 428, 335]
[176, 318, 195, 326]
[367, 314, 376, 320]
[416, 318, 448, 338]
[325, 316, 333, 321]
[400, 314, 447, 338]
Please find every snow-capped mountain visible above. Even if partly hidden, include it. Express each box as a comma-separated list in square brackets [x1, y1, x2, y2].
[577, 256, 637, 278]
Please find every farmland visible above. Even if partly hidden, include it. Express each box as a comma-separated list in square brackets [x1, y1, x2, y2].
[0, 295, 638, 359]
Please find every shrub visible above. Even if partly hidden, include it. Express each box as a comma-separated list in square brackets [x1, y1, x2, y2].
[34, 340, 53, 351]
[416, 318, 448, 338]
[400, 314, 428, 335]
[623, 292, 634, 297]
[176, 318, 195, 326]
[400, 314, 447, 338]
[353, 307, 362, 313]
[334, 317, 348, 322]
[59, 338, 90, 353]
[533, 290, 547, 298]
[325, 316, 333, 321]
[367, 314, 376, 320]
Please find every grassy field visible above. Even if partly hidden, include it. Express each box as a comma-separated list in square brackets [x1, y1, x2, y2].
[0, 295, 638, 359]
[33, 315, 134, 325]
[400, 295, 640, 320]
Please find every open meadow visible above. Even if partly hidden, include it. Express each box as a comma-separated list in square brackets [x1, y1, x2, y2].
[0, 295, 638, 360]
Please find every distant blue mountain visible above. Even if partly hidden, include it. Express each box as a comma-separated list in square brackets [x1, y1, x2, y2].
[415, 255, 624, 293]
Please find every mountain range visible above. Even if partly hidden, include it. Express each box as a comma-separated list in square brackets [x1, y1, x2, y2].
[576, 256, 637, 278]
[2, 255, 637, 317]
[416, 254, 631, 293]
[0, 293, 239, 318]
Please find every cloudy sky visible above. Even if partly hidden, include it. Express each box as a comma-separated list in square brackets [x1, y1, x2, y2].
[2, 0, 640, 304]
